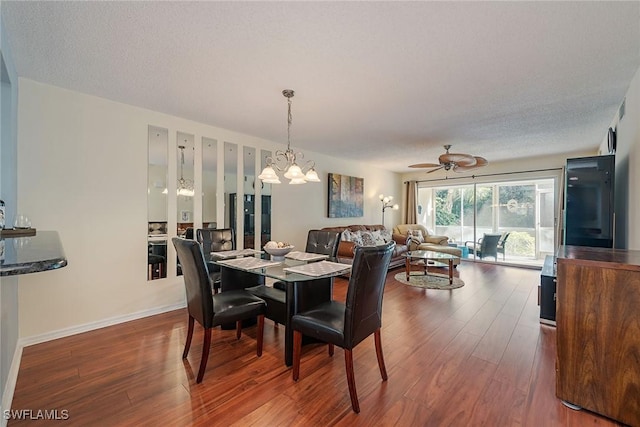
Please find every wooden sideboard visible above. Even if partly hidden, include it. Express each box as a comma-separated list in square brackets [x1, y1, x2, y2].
[556, 245, 640, 426]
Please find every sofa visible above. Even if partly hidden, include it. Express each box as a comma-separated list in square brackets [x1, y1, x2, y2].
[393, 224, 462, 265]
[320, 224, 408, 269]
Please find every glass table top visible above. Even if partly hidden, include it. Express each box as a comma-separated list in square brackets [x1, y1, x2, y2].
[405, 250, 460, 261]
[213, 255, 350, 282]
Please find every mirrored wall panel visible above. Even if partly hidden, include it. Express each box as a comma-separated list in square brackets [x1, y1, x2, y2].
[176, 132, 195, 275]
[202, 137, 218, 229]
[224, 142, 238, 247]
[242, 146, 256, 248]
[261, 149, 272, 247]
[147, 126, 168, 281]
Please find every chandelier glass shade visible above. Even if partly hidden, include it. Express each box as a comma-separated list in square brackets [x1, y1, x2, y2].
[177, 145, 194, 197]
[258, 89, 320, 185]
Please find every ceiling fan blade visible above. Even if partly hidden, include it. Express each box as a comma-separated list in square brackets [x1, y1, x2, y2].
[408, 162, 441, 168]
[474, 156, 488, 167]
[454, 156, 489, 172]
[426, 166, 444, 174]
[439, 152, 474, 164]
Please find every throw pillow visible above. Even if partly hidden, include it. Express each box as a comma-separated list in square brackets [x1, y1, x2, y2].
[341, 229, 363, 246]
[379, 228, 393, 243]
[408, 229, 425, 246]
[359, 231, 377, 246]
[370, 230, 387, 245]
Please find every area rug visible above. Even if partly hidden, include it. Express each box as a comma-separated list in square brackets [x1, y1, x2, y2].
[394, 272, 465, 290]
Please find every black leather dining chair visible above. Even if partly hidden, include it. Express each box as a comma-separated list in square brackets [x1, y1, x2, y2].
[291, 242, 395, 413]
[255, 229, 341, 326]
[196, 228, 235, 294]
[273, 229, 341, 291]
[172, 237, 266, 384]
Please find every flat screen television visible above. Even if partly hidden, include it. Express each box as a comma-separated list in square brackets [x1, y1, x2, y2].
[564, 155, 615, 248]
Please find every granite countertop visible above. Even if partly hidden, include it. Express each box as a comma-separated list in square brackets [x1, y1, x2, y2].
[0, 230, 67, 276]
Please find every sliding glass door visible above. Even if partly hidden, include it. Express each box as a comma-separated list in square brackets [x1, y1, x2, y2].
[417, 178, 556, 267]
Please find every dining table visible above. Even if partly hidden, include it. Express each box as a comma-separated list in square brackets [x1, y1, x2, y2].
[212, 252, 351, 366]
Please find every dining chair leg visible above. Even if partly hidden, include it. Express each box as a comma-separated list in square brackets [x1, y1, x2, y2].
[328, 343, 334, 356]
[183, 315, 195, 359]
[196, 328, 212, 384]
[344, 349, 360, 413]
[236, 320, 242, 340]
[256, 315, 264, 357]
[292, 330, 302, 381]
[374, 329, 388, 381]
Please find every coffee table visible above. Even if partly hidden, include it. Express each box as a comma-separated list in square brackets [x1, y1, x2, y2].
[404, 250, 459, 284]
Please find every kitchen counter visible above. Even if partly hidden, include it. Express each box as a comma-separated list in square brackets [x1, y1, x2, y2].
[0, 230, 67, 276]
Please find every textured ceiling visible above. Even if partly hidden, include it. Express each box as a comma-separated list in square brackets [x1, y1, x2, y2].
[2, 1, 639, 172]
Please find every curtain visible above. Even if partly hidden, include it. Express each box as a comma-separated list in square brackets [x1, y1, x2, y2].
[404, 181, 417, 224]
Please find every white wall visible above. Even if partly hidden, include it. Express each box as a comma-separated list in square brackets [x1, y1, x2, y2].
[597, 65, 640, 250]
[16, 79, 402, 339]
[625, 67, 640, 250]
[1, 12, 20, 419]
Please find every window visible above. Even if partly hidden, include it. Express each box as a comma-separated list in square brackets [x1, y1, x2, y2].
[417, 178, 556, 267]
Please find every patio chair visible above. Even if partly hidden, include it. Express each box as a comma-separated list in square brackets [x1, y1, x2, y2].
[465, 233, 502, 261]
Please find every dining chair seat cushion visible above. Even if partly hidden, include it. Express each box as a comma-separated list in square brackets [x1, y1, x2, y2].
[247, 285, 286, 304]
[211, 291, 266, 326]
[246, 284, 287, 325]
[292, 301, 346, 347]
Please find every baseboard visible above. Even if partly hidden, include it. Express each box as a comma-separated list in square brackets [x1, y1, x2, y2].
[0, 301, 186, 423]
[1, 343, 23, 427]
[19, 302, 186, 348]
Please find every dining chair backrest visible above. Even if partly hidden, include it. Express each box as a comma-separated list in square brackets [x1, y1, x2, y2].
[197, 228, 235, 253]
[185, 227, 194, 240]
[344, 241, 395, 349]
[172, 237, 214, 329]
[305, 230, 341, 257]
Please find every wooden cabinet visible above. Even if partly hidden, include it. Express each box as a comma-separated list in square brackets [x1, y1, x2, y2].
[556, 245, 640, 426]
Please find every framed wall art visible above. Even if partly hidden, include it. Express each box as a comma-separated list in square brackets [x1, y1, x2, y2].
[328, 173, 364, 218]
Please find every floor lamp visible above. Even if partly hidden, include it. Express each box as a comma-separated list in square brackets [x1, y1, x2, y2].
[380, 194, 399, 226]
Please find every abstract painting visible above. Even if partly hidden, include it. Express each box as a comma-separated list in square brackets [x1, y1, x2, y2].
[328, 173, 364, 218]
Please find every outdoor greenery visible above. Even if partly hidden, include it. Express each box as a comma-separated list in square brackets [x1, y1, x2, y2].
[435, 185, 535, 229]
[505, 231, 535, 257]
[435, 187, 493, 226]
[434, 185, 537, 259]
[498, 185, 535, 228]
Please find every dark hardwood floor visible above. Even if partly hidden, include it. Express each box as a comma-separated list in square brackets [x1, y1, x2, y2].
[9, 262, 623, 426]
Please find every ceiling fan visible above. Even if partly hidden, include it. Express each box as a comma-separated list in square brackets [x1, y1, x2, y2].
[409, 145, 488, 174]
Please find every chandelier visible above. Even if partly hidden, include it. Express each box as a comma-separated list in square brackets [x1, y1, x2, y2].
[258, 89, 320, 185]
[177, 145, 194, 197]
